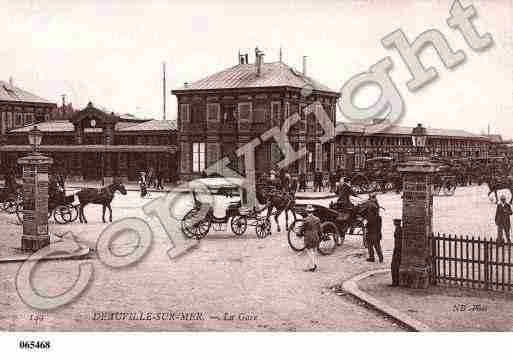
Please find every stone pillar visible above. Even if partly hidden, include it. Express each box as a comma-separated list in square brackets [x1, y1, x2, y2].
[397, 156, 439, 289]
[18, 153, 53, 251]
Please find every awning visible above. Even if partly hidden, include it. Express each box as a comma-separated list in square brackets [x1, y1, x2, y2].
[0, 145, 178, 153]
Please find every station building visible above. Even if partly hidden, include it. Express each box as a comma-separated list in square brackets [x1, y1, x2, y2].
[2, 101, 178, 183]
[173, 50, 498, 180]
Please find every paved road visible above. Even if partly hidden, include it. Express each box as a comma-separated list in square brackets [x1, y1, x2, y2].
[0, 184, 499, 331]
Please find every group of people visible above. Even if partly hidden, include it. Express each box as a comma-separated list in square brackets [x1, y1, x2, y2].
[138, 168, 164, 198]
[302, 189, 393, 272]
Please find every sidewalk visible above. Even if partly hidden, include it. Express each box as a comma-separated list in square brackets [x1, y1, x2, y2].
[349, 270, 513, 331]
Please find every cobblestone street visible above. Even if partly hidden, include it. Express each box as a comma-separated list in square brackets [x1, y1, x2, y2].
[0, 185, 502, 331]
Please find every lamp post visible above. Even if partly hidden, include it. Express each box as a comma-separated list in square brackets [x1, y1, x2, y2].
[396, 123, 439, 289]
[18, 126, 53, 251]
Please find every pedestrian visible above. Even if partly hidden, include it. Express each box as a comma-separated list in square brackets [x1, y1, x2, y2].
[139, 171, 148, 198]
[156, 168, 164, 190]
[303, 204, 320, 272]
[391, 218, 402, 286]
[147, 167, 154, 188]
[314, 170, 322, 192]
[298, 172, 306, 192]
[282, 171, 290, 193]
[329, 171, 337, 193]
[366, 197, 383, 263]
[495, 194, 512, 244]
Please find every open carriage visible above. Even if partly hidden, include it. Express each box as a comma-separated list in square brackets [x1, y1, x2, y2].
[180, 177, 272, 240]
[431, 158, 457, 196]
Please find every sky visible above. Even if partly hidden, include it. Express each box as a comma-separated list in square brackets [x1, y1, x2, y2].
[1, 0, 511, 136]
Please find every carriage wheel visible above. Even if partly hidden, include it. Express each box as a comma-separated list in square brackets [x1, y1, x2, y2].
[231, 215, 247, 236]
[287, 219, 306, 252]
[191, 218, 211, 240]
[54, 205, 73, 224]
[255, 218, 271, 239]
[181, 208, 211, 240]
[317, 221, 338, 256]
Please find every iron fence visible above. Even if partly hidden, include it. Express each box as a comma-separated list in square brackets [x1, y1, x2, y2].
[431, 233, 513, 292]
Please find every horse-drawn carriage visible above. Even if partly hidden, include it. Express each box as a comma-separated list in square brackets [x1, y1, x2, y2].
[15, 190, 79, 224]
[180, 177, 272, 240]
[349, 156, 400, 194]
[430, 158, 457, 196]
[287, 198, 373, 255]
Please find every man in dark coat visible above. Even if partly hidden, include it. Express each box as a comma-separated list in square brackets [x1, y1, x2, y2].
[314, 170, 322, 192]
[336, 178, 358, 208]
[391, 218, 402, 286]
[495, 194, 512, 244]
[366, 199, 383, 263]
[298, 172, 307, 192]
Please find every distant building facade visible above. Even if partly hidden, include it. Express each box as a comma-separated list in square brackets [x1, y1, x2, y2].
[173, 50, 499, 180]
[0, 79, 56, 135]
[3, 102, 178, 183]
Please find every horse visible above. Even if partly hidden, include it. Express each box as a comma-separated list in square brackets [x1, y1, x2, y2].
[330, 198, 380, 245]
[484, 176, 513, 204]
[264, 188, 297, 233]
[76, 182, 128, 223]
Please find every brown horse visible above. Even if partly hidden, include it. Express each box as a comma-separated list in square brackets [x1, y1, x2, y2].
[265, 189, 297, 233]
[76, 182, 127, 223]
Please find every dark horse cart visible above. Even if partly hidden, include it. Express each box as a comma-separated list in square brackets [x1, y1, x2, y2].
[350, 156, 400, 194]
[287, 200, 370, 255]
[15, 191, 79, 224]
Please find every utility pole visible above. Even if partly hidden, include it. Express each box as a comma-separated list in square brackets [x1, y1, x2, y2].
[163, 62, 167, 121]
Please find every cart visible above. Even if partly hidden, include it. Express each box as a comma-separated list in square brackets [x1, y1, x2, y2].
[180, 177, 271, 240]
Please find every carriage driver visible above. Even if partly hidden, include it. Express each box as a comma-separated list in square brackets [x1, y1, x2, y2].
[336, 177, 358, 208]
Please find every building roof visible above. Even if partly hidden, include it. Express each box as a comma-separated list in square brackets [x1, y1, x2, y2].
[0, 81, 53, 104]
[485, 134, 503, 143]
[9, 118, 177, 134]
[120, 119, 177, 131]
[10, 121, 74, 133]
[175, 61, 337, 94]
[336, 121, 489, 140]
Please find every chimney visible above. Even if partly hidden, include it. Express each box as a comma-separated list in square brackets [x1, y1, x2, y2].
[302, 56, 307, 76]
[245, 54, 248, 64]
[255, 47, 264, 77]
[8, 77, 13, 87]
[184, 82, 189, 88]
